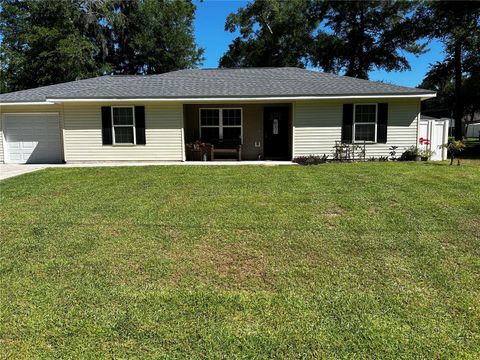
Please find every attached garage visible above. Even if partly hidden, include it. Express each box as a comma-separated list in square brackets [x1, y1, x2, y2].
[2, 113, 63, 163]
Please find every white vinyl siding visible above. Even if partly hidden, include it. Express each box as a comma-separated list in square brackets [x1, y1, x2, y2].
[293, 99, 420, 158]
[63, 102, 183, 161]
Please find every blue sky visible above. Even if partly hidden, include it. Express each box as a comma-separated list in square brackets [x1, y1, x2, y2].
[194, 0, 445, 88]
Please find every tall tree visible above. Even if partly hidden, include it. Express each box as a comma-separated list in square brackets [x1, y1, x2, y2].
[0, 0, 204, 92]
[309, 0, 426, 79]
[219, 0, 317, 68]
[0, 0, 104, 92]
[220, 0, 426, 78]
[108, 0, 204, 74]
[419, 61, 455, 118]
[419, 1, 480, 140]
[420, 56, 479, 125]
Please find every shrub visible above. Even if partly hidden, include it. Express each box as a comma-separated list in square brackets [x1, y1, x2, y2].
[293, 154, 329, 165]
[399, 146, 419, 161]
[367, 156, 389, 162]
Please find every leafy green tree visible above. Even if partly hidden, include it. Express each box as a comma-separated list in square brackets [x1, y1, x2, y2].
[419, 0, 480, 139]
[420, 58, 480, 125]
[419, 61, 455, 118]
[219, 0, 317, 68]
[0, 0, 105, 92]
[309, 0, 427, 79]
[221, 0, 426, 79]
[108, 0, 204, 74]
[0, 0, 204, 92]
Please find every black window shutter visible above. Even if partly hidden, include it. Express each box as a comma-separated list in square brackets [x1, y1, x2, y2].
[135, 106, 146, 145]
[342, 104, 353, 143]
[377, 103, 388, 143]
[101, 106, 112, 145]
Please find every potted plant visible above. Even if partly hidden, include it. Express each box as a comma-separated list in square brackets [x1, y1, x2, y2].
[418, 148, 433, 161]
[417, 137, 432, 161]
[186, 140, 209, 161]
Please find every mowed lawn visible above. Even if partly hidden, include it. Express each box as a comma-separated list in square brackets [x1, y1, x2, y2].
[1, 163, 479, 358]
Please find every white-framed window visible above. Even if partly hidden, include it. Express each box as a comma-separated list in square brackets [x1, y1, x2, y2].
[199, 108, 242, 143]
[353, 104, 377, 143]
[112, 106, 136, 145]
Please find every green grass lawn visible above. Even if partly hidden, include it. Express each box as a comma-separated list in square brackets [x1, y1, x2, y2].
[1, 163, 479, 358]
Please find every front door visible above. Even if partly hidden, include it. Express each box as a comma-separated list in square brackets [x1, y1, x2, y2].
[264, 106, 289, 159]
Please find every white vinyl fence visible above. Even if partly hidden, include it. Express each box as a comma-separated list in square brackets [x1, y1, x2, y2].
[418, 118, 449, 161]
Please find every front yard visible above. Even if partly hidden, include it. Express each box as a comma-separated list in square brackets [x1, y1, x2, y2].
[1, 163, 479, 358]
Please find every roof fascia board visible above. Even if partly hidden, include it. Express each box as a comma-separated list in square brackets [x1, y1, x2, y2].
[0, 101, 56, 106]
[45, 93, 436, 103]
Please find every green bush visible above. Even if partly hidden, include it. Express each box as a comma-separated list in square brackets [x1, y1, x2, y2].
[293, 154, 329, 165]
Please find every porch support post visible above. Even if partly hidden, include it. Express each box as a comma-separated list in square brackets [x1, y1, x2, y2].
[291, 102, 296, 160]
[181, 104, 186, 162]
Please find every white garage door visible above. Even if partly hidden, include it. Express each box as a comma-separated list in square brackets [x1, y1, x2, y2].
[3, 113, 63, 163]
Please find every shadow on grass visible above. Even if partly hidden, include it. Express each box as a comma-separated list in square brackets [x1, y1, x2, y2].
[459, 138, 480, 159]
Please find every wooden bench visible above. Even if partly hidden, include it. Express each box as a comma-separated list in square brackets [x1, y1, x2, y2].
[209, 139, 242, 161]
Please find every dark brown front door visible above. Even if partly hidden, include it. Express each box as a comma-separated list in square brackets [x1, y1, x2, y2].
[264, 106, 289, 159]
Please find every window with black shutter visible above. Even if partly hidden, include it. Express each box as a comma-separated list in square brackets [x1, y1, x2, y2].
[101, 106, 146, 145]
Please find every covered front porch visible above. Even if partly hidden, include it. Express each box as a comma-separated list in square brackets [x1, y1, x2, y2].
[183, 103, 293, 161]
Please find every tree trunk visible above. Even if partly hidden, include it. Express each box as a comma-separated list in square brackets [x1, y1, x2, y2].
[345, 4, 367, 79]
[345, 14, 357, 77]
[357, 3, 366, 79]
[453, 40, 463, 140]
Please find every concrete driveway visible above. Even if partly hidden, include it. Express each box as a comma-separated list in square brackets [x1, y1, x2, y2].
[0, 164, 47, 180]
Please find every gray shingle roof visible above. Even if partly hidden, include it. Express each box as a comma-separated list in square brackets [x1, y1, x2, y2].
[0, 67, 435, 103]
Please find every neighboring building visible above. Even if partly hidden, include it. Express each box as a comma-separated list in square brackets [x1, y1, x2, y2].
[466, 123, 480, 138]
[0, 67, 436, 163]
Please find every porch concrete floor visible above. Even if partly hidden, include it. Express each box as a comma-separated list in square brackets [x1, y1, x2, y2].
[0, 161, 296, 180]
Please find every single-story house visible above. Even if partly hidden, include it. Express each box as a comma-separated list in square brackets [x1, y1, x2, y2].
[0, 67, 435, 163]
